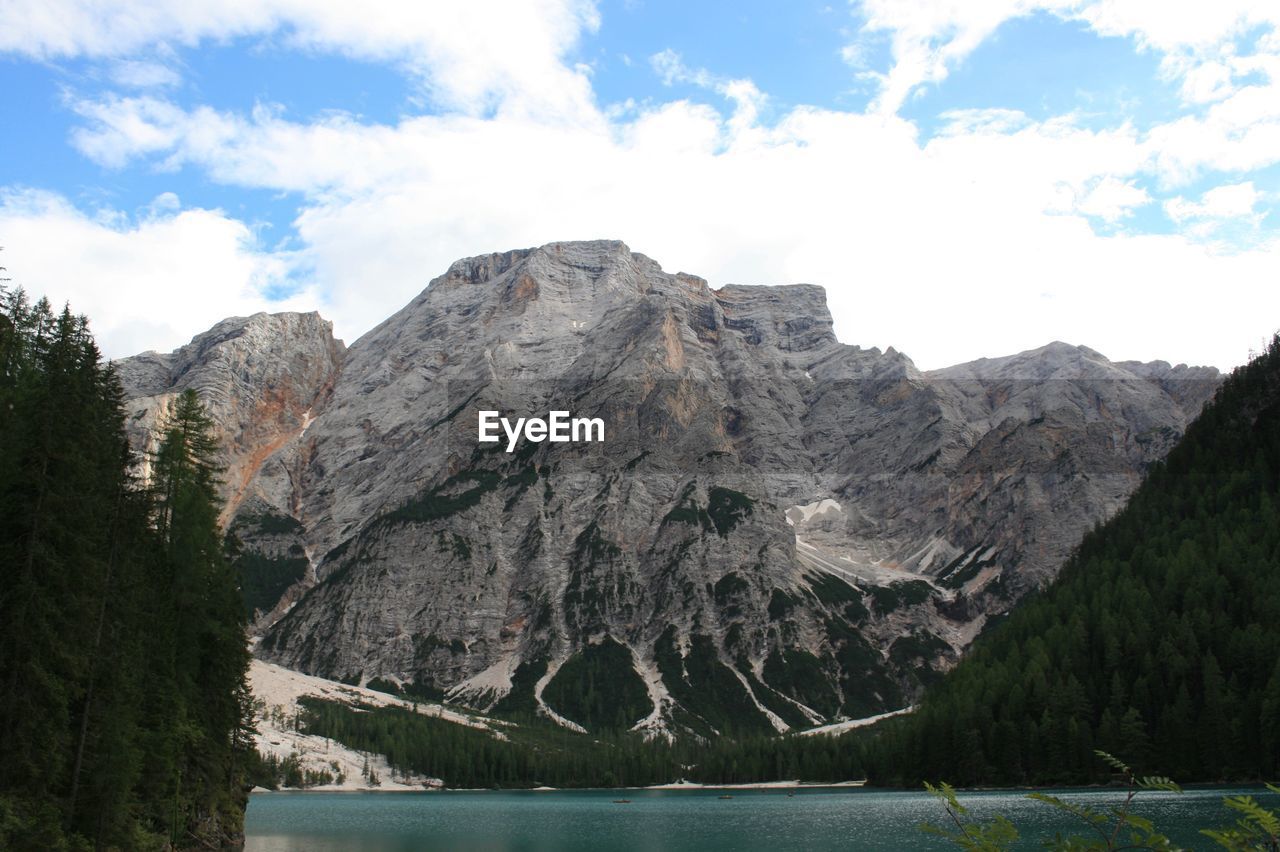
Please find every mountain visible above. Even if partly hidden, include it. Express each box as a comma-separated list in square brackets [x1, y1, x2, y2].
[115, 240, 1220, 738]
[863, 335, 1280, 786]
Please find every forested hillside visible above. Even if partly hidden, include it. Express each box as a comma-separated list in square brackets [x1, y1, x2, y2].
[0, 286, 253, 849]
[294, 696, 867, 788]
[864, 336, 1280, 787]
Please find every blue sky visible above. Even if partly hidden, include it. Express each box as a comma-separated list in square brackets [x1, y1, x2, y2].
[1, 1, 1277, 369]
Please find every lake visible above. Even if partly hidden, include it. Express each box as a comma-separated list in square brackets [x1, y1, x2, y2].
[245, 785, 1263, 850]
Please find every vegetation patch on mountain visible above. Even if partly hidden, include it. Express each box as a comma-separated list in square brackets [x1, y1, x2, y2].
[541, 637, 651, 732]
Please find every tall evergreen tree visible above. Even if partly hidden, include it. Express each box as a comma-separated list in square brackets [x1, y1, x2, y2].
[140, 389, 253, 847]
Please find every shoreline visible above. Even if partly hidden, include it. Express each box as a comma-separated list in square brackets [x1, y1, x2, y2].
[250, 779, 1267, 795]
[251, 779, 869, 794]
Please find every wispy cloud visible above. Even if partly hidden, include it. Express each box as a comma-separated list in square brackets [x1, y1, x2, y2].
[1164, 182, 1268, 245]
[109, 59, 181, 89]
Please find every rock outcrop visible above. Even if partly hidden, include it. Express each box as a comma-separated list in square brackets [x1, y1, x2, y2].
[116, 310, 344, 522]
[118, 241, 1220, 737]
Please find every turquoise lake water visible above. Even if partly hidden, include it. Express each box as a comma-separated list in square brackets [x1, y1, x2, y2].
[245, 785, 1266, 850]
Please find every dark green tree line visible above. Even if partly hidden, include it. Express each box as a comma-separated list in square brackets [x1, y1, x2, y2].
[297, 696, 866, 789]
[0, 286, 253, 850]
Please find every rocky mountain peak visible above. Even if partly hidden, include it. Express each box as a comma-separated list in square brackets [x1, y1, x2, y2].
[116, 310, 344, 522]
[119, 241, 1223, 738]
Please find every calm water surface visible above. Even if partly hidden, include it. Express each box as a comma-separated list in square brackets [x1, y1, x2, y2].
[245, 786, 1262, 851]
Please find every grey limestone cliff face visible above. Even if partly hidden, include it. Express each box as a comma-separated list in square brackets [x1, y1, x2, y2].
[115, 311, 345, 624]
[121, 241, 1221, 737]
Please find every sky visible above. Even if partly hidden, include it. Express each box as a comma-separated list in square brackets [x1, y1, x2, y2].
[0, 1, 1277, 370]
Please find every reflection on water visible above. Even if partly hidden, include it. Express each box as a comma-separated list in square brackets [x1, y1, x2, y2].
[245, 786, 1261, 852]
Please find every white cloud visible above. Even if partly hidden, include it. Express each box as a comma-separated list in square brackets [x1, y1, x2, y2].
[37, 85, 1279, 371]
[1165, 182, 1261, 223]
[1177, 60, 1235, 104]
[852, 0, 1078, 114]
[1145, 69, 1280, 186]
[0, 190, 317, 359]
[1077, 0, 1276, 54]
[843, 0, 1280, 196]
[650, 49, 710, 88]
[0, 0, 601, 117]
[937, 108, 1034, 136]
[649, 49, 767, 134]
[69, 96, 191, 169]
[1, 2, 1278, 373]
[1073, 176, 1152, 222]
[848, 0, 1280, 117]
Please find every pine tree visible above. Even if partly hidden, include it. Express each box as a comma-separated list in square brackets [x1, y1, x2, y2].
[145, 389, 253, 846]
